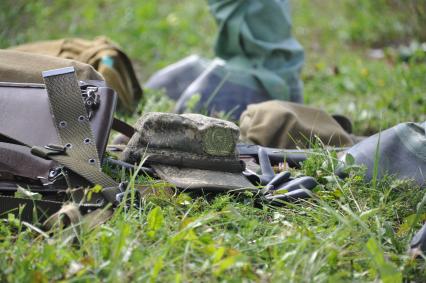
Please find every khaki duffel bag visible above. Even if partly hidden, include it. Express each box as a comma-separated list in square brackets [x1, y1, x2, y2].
[9, 36, 142, 112]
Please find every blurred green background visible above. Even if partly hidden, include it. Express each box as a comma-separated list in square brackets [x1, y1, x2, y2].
[1, 0, 425, 134]
[1, 2, 426, 282]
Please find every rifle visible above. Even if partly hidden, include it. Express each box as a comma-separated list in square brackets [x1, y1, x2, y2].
[237, 144, 348, 168]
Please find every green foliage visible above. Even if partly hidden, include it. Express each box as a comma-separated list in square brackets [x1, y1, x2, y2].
[366, 237, 402, 283]
[0, 0, 215, 80]
[293, 0, 426, 46]
[3, 165, 426, 281]
[0, 0, 425, 282]
[301, 54, 426, 134]
[293, 0, 426, 134]
[343, 0, 426, 45]
[146, 206, 164, 238]
[138, 88, 175, 114]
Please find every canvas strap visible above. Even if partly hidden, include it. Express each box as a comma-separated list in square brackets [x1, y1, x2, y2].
[42, 67, 102, 166]
[0, 130, 119, 203]
[38, 67, 118, 189]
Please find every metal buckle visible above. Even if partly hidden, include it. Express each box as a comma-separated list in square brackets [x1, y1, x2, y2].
[81, 86, 100, 120]
[44, 144, 67, 154]
[38, 166, 69, 187]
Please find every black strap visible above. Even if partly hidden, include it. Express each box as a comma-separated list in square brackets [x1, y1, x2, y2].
[0, 132, 27, 146]
[0, 194, 105, 226]
[0, 195, 64, 223]
[112, 118, 135, 138]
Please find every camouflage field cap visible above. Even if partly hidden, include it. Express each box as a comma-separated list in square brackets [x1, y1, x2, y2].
[122, 112, 255, 191]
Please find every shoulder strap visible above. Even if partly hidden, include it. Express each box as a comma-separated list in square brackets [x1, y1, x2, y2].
[112, 117, 135, 138]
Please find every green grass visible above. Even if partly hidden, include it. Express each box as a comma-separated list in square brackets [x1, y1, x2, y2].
[2, 153, 426, 282]
[1, 0, 426, 282]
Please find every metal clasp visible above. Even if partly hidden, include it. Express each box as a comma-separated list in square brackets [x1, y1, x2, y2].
[81, 86, 100, 120]
[44, 144, 67, 154]
[38, 166, 69, 186]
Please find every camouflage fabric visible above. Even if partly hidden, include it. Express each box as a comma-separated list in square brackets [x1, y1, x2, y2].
[122, 112, 255, 191]
[239, 100, 354, 149]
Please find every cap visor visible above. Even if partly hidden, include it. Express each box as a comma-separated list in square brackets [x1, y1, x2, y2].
[151, 164, 256, 192]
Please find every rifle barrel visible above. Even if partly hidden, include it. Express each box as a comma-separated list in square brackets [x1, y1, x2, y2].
[237, 144, 348, 168]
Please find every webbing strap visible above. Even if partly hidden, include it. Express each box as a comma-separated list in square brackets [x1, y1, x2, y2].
[42, 67, 101, 168]
[0, 130, 120, 203]
[0, 195, 64, 223]
[41, 67, 118, 188]
[30, 146, 117, 187]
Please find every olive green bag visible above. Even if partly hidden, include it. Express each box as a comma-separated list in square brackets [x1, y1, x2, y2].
[239, 100, 354, 149]
[9, 36, 142, 113]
